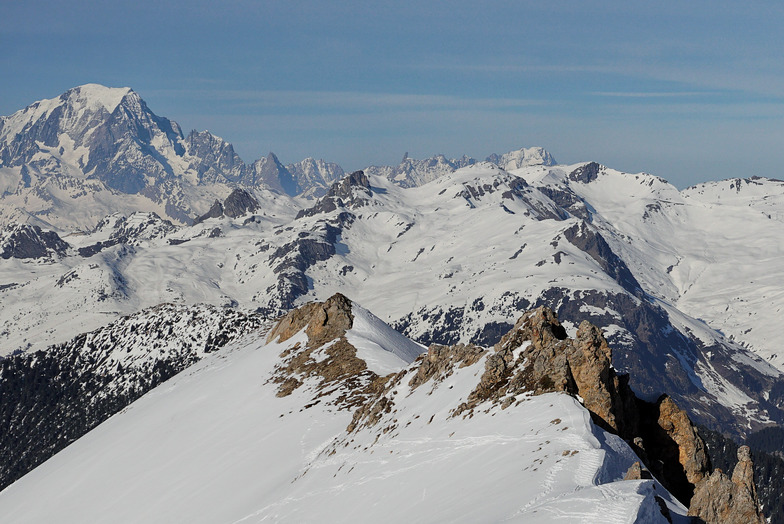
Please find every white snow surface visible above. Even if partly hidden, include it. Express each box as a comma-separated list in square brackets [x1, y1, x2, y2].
[66, 83, 131, 114]
[0, 321, 686, 523]
[346, 302, 425, 374]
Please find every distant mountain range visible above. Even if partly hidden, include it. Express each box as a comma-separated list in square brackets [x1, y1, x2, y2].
[0, 84, 552, 229]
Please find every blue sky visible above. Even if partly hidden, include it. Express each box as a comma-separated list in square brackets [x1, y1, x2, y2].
[2, 1, 783, 187]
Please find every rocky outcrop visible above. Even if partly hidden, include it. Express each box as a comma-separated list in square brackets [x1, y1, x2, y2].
[78, 213, 176, 256]
[267, 292, 354, 346]
[223, 188, 260, 218]
[689, 446, 766, 523]
[456, 305, 768, 515]
[194, 200, 224, 224]
[568, 162, 601, 183]
[258, 298, 767, 518]
[267, 294, 387, 406]
[408, 343, 485, 391]
[296, 170, 372, 219]
[456, 307, 639, 437]
[0, 224, 69, 259]
[623, 461, 652, 480]
[194, 189, 260, 224]
[446, 306, 713, 505]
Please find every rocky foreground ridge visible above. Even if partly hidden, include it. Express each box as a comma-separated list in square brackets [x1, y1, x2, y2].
[268, 294, 766, 522]
[0, 292, 769, 521]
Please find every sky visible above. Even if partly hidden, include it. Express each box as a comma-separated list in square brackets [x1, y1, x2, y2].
[2, 1, 783, 187]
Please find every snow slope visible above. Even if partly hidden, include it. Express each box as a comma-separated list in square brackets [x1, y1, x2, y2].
[0, 304, 685, 523]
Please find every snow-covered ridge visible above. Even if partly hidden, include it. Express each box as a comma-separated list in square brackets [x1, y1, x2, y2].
[347, 301, 425, 374]
[0, 84, 131, 144]
[0, 297, 699, 523]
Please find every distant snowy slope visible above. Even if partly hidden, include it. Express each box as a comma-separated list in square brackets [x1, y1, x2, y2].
[515, 163, 784, 371]
[2, 163, 783, 439]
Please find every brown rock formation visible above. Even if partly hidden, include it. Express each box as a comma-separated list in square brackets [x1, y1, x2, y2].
[266, 292, 353, 346]
[656, 396, 710, 487]
[264, 298, 765, 518]
[266, 293, 374, 403]
[634, 394, 711, 504]
[457, 306, 712, 506]
[688, 446, 765, 523]
[623, 461, 652, 480]
[408, 343, 485, 391]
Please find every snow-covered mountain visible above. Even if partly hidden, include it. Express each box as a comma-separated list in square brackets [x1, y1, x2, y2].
[2, 160, 784, 441]
[0, 84, 563, 229]
[364, 152, 478, 188]
[486, 145, 557, 170]
[0, 85, 346, 228]
[5, 294, 757, 523]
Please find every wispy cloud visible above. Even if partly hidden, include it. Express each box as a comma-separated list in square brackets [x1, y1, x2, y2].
[145, 89, 549, 112]
[590, 91, 717, 98]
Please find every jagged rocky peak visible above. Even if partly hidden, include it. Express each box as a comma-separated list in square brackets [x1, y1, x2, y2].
[326, 170, 371, 200]
[286, 157, 345, 198]
[364, 152, 476, 188]
[194, 188, 260, 224]
[266, 293, 382, 400]
[296, 170, 372, 219]
[689, 445, 766, 523]
[265, 293, 426, 402]
[568, 162, 603, 183]
[0, 223, 69, 260]
[194, 200, 224, 225]
[268, 292, 354, 346]
[184, 130, 246, 184]
[459, 305, 767, 518]
[250, 152, 298, 196]
[223, 188, 260, 218]
[433, 305, 714, 505]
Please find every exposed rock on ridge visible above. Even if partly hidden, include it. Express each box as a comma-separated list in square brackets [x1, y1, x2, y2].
[266, 293, 388, 406]
[296, 170, 372, 219]
[689, 446, 766, 523]
[398, 305, 765, 515]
